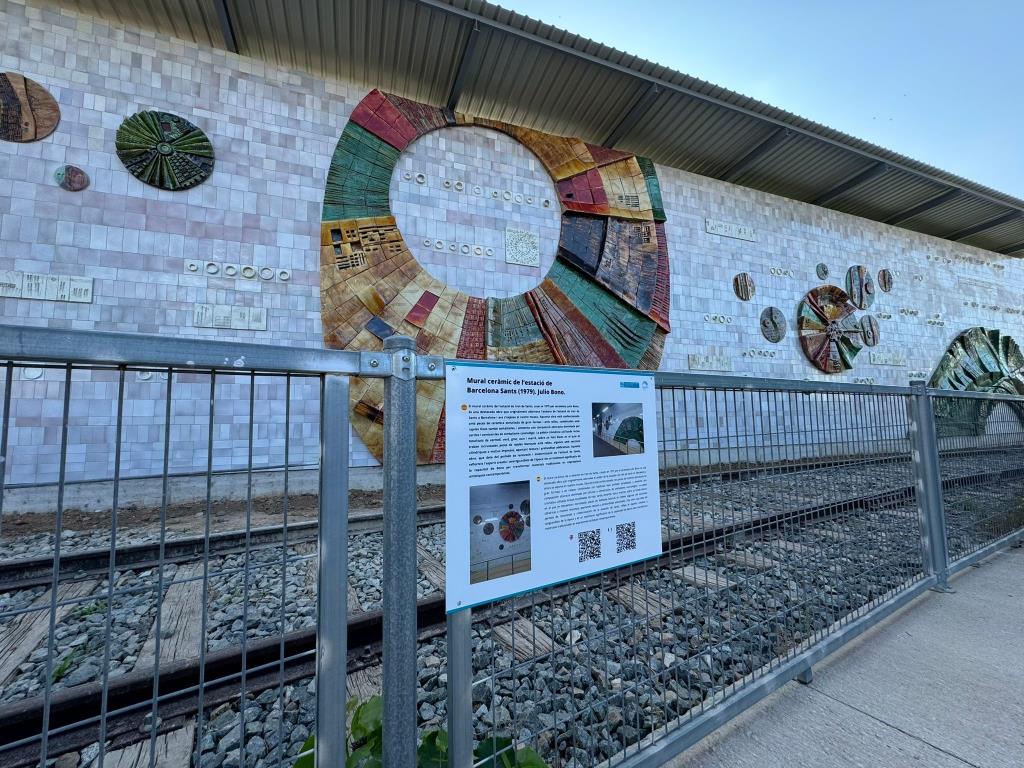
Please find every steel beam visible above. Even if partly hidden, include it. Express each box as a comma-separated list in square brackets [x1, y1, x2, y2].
[997, 239, 1024, 255]
[212, 0, 238, 53]
[718, 128, 791, 183]
[445, 20, 480, 116]
[810, 162, 889, 207]
[602, 82, 661, 148]
[882, 188, 961, 226]
[414, 0, 1024, 225]
[945, 209, 1020, 241]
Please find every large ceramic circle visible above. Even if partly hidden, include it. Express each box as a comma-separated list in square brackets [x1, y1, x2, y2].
[116, 111, 215, 190]
[797, 285, 865, 374]
[321, 90, 672, 463]
[845, 265, 875, 309]
[498, 510, 526, 543]
[0, 72, 59, 143]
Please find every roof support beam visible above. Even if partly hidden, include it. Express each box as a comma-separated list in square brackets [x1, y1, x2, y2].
[997, 239, 1024, 255]
[602, 83, 661, 148]
[810, 162, 889, 207]
[212, 0, 238, 53]
[882, 188, 961, 226]
[415, 0, 1024, 223]
[945, 210, 1020, 242]
[445, 21, 481, 116]
[718, 128, 791, 183]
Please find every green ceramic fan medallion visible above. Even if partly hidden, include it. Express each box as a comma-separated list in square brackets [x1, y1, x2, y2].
[115, 111, 214, 190]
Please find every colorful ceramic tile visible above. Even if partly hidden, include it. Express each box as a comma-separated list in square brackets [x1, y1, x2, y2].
[557, 213, 606, 275]
[365, 316, 395, 341]
[405, 291, 440, 328]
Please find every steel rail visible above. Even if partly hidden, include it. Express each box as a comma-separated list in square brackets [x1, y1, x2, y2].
[0, 504, 446, 591]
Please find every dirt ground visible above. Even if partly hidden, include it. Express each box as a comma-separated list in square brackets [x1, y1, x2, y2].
[0, 484, 446, 539]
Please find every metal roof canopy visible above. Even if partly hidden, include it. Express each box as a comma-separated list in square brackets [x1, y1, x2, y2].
[61, 0, 1024, 256]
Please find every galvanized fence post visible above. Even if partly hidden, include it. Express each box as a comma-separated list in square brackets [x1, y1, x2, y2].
[908, 380, 951, 589]
[383, 335, 419, 767]
[447, 608, 474, 767]
[317, 374, 351, 768]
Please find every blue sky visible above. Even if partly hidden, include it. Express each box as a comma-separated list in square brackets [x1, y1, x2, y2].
[500, 0, 1024, 199]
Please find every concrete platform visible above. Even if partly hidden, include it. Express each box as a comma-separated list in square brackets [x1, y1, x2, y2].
[666, 545, 1024, 768]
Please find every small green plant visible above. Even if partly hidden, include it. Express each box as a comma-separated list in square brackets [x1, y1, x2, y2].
[51, 651, 79, 682]
[293, 695, 548, 768]
[72, 600, 106, 619]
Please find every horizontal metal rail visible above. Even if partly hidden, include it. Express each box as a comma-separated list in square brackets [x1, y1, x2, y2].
[655, 369, 915, 396]
[0, 324, 444, 378]
[927, 387, 1024, 403]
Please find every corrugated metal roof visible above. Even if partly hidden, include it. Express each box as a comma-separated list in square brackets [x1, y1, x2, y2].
[48, 0, 1024, 256]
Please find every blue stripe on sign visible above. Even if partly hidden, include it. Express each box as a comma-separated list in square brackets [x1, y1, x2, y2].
[619, 381, 640, 388]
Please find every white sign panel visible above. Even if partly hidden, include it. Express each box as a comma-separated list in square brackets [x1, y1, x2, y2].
[705, 218, 757, 242]
[445, 361, 662, 612]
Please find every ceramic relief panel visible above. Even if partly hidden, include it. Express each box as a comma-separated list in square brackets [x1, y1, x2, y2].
[321, 89, 670, 462]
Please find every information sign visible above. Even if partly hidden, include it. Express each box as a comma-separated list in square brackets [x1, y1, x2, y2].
[445, 361, 662, 611]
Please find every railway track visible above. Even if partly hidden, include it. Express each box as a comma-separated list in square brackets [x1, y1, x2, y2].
[0, 504, 445, 592]
[1, 450, 1022, 766]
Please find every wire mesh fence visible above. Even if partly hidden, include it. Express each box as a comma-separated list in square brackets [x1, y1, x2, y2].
[0, 327, 381, 768]
[0, 325, 1022, 768]
[933, 390, 1024, 566]
[459, 381, 928, 767]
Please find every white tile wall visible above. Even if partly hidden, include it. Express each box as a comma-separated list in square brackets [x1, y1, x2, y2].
[390, 125, 560, 298]
[2, 0, 1023, 483]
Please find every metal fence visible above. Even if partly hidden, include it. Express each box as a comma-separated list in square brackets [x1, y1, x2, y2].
[0, 326, 1021, 768]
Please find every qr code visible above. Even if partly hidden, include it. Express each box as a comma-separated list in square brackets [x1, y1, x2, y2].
[578, 529, 601, 563]
[615, 521, 637, 554]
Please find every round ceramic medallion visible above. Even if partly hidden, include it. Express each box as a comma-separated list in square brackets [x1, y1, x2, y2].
[760, 306, 787, 343]
[798, 285, 865, 374]
[115, 111, 214, 190]
[54, 165, 89, 192]
[733, 272, 755, 301]
[845, 265, 875, 309]
[0, 72, 60, 142]
[877, 268, 894, 293]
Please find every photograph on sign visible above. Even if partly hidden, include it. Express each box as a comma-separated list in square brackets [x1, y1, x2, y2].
[445, 361, 662, 611]
[591, 402, 645, 457]
[469, 480, 532, 584]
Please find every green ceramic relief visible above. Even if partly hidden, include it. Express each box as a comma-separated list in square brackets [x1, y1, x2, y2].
[322, 123, 399, 221]
[930, 327, 1024, 437]
[115, 111, 214, 190]
[549, 259, 656, 367]
[636, 156, 666, 223]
